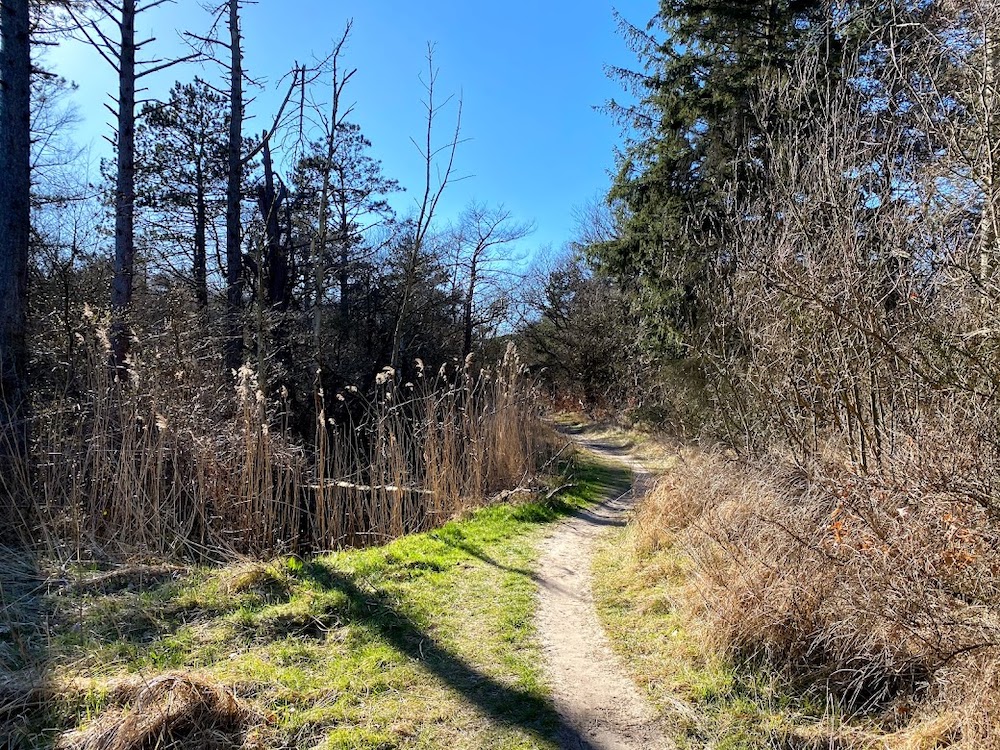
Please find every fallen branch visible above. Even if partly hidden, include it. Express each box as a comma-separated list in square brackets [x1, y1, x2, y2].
[308, 480, 436, 496]
[544, 483, 576, 502]
[490, 486, 536, 504]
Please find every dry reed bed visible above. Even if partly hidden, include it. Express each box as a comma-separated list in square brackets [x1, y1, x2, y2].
[7, 329, 542, 560]
[637, 441, 1000, 747]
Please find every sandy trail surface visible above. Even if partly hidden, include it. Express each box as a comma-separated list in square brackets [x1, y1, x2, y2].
[536, 436, 672, 749]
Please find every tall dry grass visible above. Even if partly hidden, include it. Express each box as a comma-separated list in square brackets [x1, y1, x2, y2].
[7, 313, 541, 560]
[310, 347, 543, 548]
[637, 439, 1000, 745]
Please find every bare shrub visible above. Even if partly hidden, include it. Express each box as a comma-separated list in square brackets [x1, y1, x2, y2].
[620, 6, 1000, 742]
[637, 444, 1000, 742]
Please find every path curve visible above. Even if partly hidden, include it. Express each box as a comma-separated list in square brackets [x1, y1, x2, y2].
[537, 437, 672, 749]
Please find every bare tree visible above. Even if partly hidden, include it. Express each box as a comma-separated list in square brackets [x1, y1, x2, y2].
[188, 0, 305, 377]
[449, 202, 533, 359]
[185, 0, 244, 375]
[389, 44, 462, 372]
[308, 22, 356, 370]
[64, 0, 197, 375]
[222, 0, 243, 376]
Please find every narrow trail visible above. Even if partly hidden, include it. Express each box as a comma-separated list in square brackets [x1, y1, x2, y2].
[537, 436, 672, 750]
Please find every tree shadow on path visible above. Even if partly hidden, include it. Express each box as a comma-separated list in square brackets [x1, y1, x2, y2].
[300, 559, 605, 748]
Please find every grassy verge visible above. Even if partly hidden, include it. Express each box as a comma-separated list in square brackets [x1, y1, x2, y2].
[4, 457, 629, 750]
[591, 427, 1000, 750]
[591, 526, 856, 750]
[557, 418, 833, 747]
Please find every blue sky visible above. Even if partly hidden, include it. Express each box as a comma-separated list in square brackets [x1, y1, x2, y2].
[45, 1, 644, 258]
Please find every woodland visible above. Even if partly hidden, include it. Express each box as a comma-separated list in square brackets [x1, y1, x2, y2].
[2, 0, 1000, 748]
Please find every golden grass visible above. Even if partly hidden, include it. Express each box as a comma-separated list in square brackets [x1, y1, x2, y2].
[10, 329, 545, 560]
[596, 434, 1000, 748]
[56, 673, 255, 750]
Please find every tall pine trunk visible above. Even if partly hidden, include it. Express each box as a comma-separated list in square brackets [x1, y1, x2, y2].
[223, 0, 244, 376]
[0, 0, 31, 466]
[109, 0, 137, 374]
[312, 137, 333, 370]
[193, 163, 209, 311]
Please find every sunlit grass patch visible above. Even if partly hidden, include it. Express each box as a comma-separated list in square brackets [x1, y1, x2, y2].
[549, 413, 679, 473]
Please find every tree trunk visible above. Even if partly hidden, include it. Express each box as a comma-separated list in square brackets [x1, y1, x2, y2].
[256, 137, 295, 403]
[390, 260, 416, 372]
[338, 202, 350, 324]
[978, 19, 1000, 297]
[223, 0, 244, 376]
[259, 138, 287, 310]
[462, 260, 477, 360]
[109, 0, 137, 375]
[193, 162, 209, 311]
[0, 0, 32, 469]
[312, 138, 334, 369]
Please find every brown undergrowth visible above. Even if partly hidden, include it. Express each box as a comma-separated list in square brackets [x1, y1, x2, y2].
[635, 439, 1000, 747]
[56, 673, 256, 750]
[4, 318, 543, 560]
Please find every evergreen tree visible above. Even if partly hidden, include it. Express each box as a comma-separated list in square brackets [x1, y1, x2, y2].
[0, 0, 32, 477]
[290, 125, 398, 333]
[135, 78, 229, 311]
[597, 0, 832, 351]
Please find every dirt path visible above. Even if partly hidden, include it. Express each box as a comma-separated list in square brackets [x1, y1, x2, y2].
[536, 437, 672, 749]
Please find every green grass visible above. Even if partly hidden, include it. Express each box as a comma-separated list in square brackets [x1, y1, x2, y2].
[9, 456, 629, 750]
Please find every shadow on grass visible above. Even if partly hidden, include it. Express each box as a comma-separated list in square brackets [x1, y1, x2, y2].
[432, 462, 633, 583]
[434, 531, 543, 583]
[0, 549, 58, 749]
[12, 461, 635, 749]
[298, 560, 605, 748]
[283, 462, 636, 747]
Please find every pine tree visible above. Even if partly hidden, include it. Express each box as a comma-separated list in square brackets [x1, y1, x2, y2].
[597, 0, 832, 351]
[0, 0, 32, 467]
[135, 78, 229, 311]
[290, 124, 397, 369]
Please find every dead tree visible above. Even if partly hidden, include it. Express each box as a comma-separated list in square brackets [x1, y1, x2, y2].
[65, 0, 197, 376]
[311, 22, 356, 370]
[189, 0, 305, 378]
[390, 44, 463, 372]
[223, 0, 243, 376]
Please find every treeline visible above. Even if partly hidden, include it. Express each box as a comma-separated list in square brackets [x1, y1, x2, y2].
[0, 2, 541, 558]
[534, 0, 1000, 472]
[528, 1, 1000, 742]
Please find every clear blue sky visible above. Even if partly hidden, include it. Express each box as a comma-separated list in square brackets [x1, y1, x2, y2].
[46, 1, 644, 255]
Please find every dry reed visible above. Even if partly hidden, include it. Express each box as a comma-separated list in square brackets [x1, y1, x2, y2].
[8, 313, 542, 560]
[56, 673, 254, 750]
